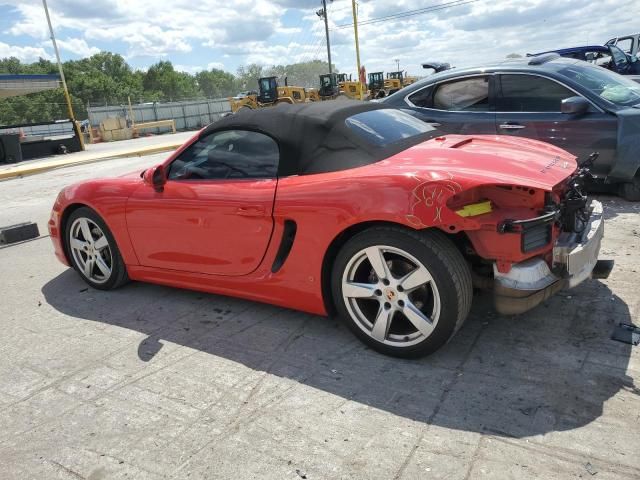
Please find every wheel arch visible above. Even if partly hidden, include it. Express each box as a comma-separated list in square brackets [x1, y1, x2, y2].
[59, 202, 90, 263]
[320, 220, 471, 316]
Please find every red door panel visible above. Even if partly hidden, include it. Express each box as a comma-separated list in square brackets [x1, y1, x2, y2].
[126, 179, 276, 276]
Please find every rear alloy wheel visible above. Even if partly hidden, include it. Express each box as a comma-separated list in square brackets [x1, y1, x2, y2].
[66, 207, 129, 290]
[332, 227, 472, 358]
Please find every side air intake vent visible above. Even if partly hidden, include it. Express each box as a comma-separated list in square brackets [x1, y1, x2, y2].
[271, 220, 297, 273]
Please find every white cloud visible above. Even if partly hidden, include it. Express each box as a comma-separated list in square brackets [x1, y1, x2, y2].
[87, 23, 192, 58]
[55, 37, 99, 57]
[174, 64, 204, 74]
[207, 61, 226, 71]
[1, 0, 638, 77]
[0, 41, 51, 62]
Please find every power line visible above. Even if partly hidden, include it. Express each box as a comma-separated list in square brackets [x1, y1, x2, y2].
[333, 0, 481, 29]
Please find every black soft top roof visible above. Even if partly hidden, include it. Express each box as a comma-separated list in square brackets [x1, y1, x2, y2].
[201, 100, 432, 176]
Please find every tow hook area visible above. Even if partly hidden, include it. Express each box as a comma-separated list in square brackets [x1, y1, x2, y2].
[492, 258, 565, 315]
[592, 259, 615, 279]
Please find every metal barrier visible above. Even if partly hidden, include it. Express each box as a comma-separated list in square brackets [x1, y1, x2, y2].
[87, 99, 232, 134]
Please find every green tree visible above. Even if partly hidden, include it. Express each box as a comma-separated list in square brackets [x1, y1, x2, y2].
[143, 61, 200, 101]
[235, 63, 265, 92]
[0, 52, 338, 125]
[266, 60, 336, 89]
[195, 69, 236, 98]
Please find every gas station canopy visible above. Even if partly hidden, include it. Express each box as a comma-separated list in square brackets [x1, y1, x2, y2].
[0, 74, 61, 99]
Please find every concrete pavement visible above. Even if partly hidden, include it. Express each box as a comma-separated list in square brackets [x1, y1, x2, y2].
[0, 156, 638, 479]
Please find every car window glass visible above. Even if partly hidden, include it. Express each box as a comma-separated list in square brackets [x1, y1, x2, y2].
[558, 65, 640, 107]
[433, 77, 490, 111]
[616, 38, 633, 54]
[345, 109, 436, 146]
[168, 130, 279, 180]
[407, 85, 433, 107]
[499, 75, 574, 112]
[609, 46, 628, 67]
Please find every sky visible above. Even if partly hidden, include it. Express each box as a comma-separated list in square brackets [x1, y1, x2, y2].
[0, 0, 637, 77]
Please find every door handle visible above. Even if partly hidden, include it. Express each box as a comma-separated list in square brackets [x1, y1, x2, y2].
[236, 205, 265, 216]
[499, 123, 526, 130]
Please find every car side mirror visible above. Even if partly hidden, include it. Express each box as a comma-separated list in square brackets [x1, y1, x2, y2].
[561, 96, 590, 115]
[143, 164, 166, 192]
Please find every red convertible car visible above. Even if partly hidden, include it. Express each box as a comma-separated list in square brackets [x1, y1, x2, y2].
[49, 101, 606, 357]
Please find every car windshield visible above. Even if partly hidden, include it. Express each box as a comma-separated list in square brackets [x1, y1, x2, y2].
[345, 109, 437, 146]
[558, 64, 640, 107]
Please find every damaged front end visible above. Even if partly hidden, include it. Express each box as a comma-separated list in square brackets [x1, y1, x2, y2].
[492, 159, 611, 315]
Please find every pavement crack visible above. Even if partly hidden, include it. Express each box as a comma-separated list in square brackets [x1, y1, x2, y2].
[47, 460, 87, 480]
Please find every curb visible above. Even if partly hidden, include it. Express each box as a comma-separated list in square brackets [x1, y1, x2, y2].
[0, 143, 182, 180]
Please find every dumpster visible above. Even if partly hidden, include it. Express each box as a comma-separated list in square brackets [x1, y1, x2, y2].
[0, 133, 22, 164]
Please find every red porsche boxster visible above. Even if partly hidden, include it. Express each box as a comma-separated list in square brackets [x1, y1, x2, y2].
[49, 101, 606, 357]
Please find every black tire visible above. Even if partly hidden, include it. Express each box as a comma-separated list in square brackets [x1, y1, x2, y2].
[64, 207, 129, 290]
[331, 226, 472, 358]
[619, 177, 640, 202]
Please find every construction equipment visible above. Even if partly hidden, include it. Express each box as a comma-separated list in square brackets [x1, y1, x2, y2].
[388, 70, 418, 87]
[319, 73, 340, 99]
[368, 71, 407, 99]
[305, 88, 320, 102]
[403, 74, 419, 86]
[341, 79, 368, 100]
[368, 71, 387, 99]
[384, 72, 403, 93]
[336, 73, 349, 85]
[318, 73, 368, 101]
[337, 73, 367, 99]
[229, 76, 307, 112]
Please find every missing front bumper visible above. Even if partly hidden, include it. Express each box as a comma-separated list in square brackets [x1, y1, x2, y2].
[493, 200, 607, 315]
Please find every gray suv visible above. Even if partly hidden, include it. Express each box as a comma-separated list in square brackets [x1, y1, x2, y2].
[381, 55, 640, 200]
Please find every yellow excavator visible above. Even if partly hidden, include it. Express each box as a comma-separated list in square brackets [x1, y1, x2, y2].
[229, 77, 309, 112]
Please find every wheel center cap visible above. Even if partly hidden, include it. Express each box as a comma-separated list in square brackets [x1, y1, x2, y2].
[384, 288, 396, 301]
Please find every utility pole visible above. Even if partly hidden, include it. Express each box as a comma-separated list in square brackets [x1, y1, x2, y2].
[42, 0, 84, 150]
[317, 0, 333, 74]
[351, 0, 363, 100]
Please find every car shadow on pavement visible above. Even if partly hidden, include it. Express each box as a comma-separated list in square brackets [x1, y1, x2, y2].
[42, 269, 635, 439]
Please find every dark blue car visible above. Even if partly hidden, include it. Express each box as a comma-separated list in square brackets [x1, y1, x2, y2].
[381, 55, 640, 200]
[531, 45, 640, 78]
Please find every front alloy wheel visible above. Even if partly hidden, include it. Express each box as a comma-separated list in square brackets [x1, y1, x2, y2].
[65, 207, 129, 290]
[69, 217, 112, 284]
